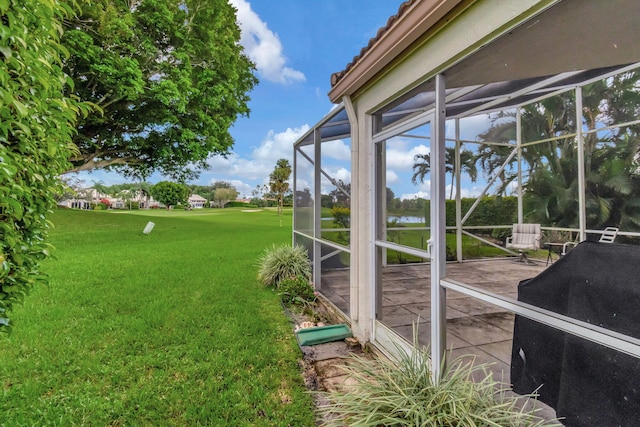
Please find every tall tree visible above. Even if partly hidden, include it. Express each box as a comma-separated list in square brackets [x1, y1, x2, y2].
[0, 0, 86, 330]
[328, 180, 351, 207]
[61, 0, 258, 180]
[91, 180, 110, 199]
[150, 181, 189, 208]
[138, 181, 152, 209]
[212, 187, 238, 208]
[296, 188, 313, 207]
[386, 187, 396, 205]
[269, 159, 292, 216]
[212, 181, 234, 190]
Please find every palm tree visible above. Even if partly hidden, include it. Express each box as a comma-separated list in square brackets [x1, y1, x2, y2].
[270, 159, 292, 216]
[475, 70, 640, 231]
[138, 181, 152, 209]
[412, 147, 478, 199]
[91, 180, 111, 204]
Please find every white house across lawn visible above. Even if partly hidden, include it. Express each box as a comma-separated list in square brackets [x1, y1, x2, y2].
[188, 194, 207, 208]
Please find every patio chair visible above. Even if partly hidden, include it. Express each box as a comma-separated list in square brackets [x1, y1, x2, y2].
[598, 226, 619, 243]
[506, 223, 541, 264]
[562, 227, 619, 255]
[562, 234, 580, 256]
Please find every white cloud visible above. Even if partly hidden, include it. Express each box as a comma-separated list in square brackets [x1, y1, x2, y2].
[399, 177, 431, 200]
[461, 186, 485, 198]
[227, 179, 253, 197]
[400, 190, 430, 200]
[416, 178, 430, 192]
[296, 178, 312, 193]
[333, 167, 351, 183]
[318, 166, 351, 195]
[400, 183, 484, 201]
[206, 125, 310, 196]
[382, 139, 429, 195]
[385, 141, 429, 169]
[321, 139, 350, 161]
[252, 125, 310, 165]
[386, 170, 399, 184]
[210, 125, 309, 178]
[446, 184, 484, 199]
[453, 112, 516, 142]
[230, 0, 305, 84]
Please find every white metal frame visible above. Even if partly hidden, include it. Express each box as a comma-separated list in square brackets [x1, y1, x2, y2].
[365, 65, 640, 376]
[293, 22, 640, 384]
[292, 106, 353, 319]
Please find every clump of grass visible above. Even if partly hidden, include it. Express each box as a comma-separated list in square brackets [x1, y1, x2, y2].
[256, 243, 311, 288]
[279, 276, 316, 307]
[319, 329, 559, 426]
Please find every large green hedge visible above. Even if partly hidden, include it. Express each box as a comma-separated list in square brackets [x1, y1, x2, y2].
[420, 196, 519, 228]
[0, 0, 84, 330]
[446, 196, 519, 227]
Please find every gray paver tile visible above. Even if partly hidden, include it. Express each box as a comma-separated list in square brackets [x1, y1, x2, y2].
[476, 340, 513, 365]
[446, 315, 512, 345]
[380, 305, 420, 327]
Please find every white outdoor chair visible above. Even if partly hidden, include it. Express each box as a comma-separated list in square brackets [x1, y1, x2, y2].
[506, 223, 541, 264]
[599, 226, 619, 243]
[562, 227, 619, 255]
[562, 235, 579, 256]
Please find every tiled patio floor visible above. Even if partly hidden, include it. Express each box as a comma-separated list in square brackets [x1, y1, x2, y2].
[320, 257, 559, 421]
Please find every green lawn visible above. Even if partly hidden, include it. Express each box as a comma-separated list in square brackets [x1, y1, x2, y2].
[0, 208, 315, 426]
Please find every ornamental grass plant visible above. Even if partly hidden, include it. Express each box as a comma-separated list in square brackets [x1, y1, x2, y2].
[257, 243, 312, 288]
[319, 328, 560, 427]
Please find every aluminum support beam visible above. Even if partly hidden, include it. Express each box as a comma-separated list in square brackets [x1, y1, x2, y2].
[576, 86, 587, 241]
[313, 128, 322, 288]
[430, 73, 447, 380]
[454, 118, 463, 262]
[343, 95, 358, 321]
[516, 108, 524, 222]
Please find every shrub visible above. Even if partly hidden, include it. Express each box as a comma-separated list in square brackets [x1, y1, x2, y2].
[226, 201, 256, 208]
[492, 227, 512, 242]
[0, 0, 88, 331]
[279, 276, 316, 307]
[249, 198, 269, 207]
[319, 329, 557, 426]
[256, 244, 311, 288]
[331, 206, 350, 228]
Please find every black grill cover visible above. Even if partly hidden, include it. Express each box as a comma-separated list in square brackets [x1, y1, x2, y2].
[511, 241, 640, 426]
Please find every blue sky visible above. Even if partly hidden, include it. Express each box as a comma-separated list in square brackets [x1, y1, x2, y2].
[79, 0, 405, 197]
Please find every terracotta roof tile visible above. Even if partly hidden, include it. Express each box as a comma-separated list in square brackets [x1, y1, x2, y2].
[330, 0, 418, 87]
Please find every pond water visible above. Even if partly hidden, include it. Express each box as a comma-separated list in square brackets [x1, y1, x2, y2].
[322, 215, 425, 224]
[387, 215, 426, 224]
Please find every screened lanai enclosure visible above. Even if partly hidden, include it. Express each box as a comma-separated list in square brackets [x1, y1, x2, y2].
[293, 0, 640, 424]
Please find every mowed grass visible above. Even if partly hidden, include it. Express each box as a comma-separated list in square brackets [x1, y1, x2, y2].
[0, 208, 315, 426]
